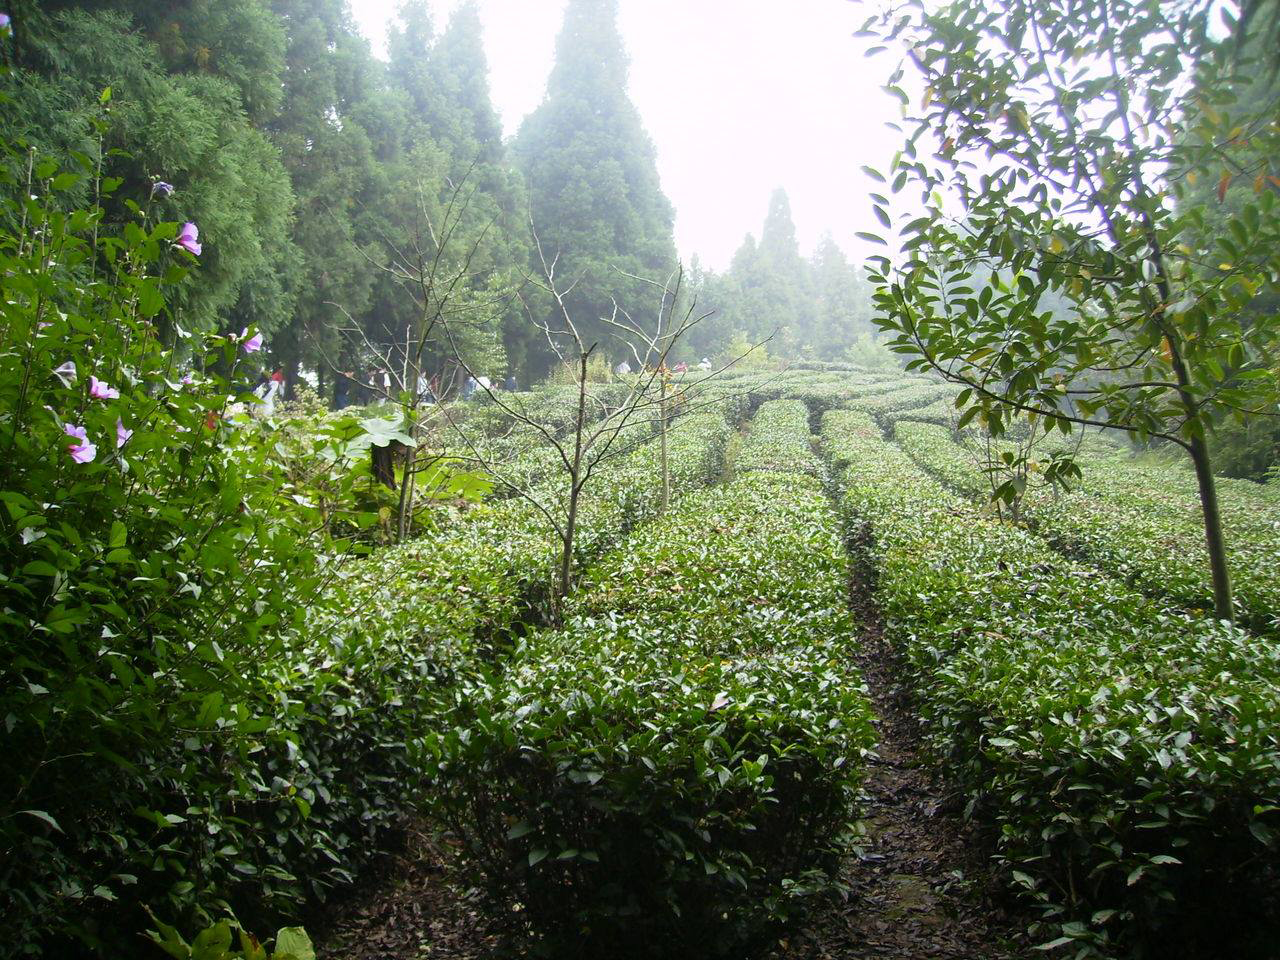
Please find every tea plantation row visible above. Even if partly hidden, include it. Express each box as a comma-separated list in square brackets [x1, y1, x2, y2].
[892, 419, 1280, 636]
[4, 405, 732, 955]
[822, 409, 1280, 953]
[416, 400, 877, 956]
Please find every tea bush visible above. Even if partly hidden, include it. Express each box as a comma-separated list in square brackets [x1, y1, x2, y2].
[734, 399, 823, 476]
[845, 381, 954, 422]
[822, 410, 1280, 953]
[420, 414, 876, 957]
[892, 419, 1280, 636]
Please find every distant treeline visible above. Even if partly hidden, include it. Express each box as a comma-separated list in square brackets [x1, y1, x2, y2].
[0, 0, 891, 394]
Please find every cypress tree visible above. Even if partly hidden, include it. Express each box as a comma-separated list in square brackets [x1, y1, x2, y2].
[513, 0, 677, 369]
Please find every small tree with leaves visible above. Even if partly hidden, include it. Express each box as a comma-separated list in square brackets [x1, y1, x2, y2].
[861, 0, 1280, 622]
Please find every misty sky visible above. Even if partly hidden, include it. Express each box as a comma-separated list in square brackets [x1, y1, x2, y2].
[349, 0, 902, 272]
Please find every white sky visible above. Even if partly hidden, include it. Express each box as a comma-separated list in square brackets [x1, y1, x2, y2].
[348, 0, 904, 271]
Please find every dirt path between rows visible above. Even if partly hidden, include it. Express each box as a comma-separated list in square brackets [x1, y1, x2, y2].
[763, 529, 1031, 960]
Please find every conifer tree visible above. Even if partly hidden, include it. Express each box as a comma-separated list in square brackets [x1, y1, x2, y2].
[376, 0, 529, 385]
[513, 0, 677, 373]
[1, 3, 296, 339]
[810, 234, 873, 360]
[423, 2, 503, 161]
[268, 0, 387, 388]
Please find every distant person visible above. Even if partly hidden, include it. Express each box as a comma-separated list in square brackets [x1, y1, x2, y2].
[673, 361, 688, 374]
[698, 357, 712, 371]
[505, 373, 517, 391]
[615, 360, 632, 376]
[477, 375, 493, 391]
[255, 370, 281, 417]
[462, 375, 477, 399]
[334, 374, 350, 410]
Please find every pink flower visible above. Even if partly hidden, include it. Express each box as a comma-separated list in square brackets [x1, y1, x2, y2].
[64, 423, 97, 464]
[116, 418, 133, 449]
[89, 376, 119, 400]
[181, 372, 195, 385]
[241, 328, 263, 354]
[176, 222, 202, 256]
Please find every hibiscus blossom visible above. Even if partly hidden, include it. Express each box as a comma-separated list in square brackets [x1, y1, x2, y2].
[64, 423, 97, 464]
[89, 376, 119, 400]
[176, 222, 202, 256]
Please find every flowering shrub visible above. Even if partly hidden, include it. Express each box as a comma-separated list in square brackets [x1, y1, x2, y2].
[0, 153, 336, 951]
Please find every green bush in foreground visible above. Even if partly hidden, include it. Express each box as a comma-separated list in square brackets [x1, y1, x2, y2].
[419, 468, 876, 957]
[823, 410, 1280, 954]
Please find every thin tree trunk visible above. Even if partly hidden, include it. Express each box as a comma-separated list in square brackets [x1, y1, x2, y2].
[658, 378, 670, 515]
[559, 485, 580, 611]
[555, 351, 592, 619]
[1188, 432, 1234, 622]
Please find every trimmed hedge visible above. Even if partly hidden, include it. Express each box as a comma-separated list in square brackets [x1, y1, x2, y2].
[735, 399, 824, 476]
[892, 419, 1280, 636]
[420, 415, 875, 957]
[823, 409, 1280, 952]
[844, 381, 954, 420]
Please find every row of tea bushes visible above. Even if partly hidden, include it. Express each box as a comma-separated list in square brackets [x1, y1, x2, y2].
[734, 399, 824, 476]
[238, 408, 737, 895]
[5, 411, 730, 956]
[844, 380, 956, 422]
[419, 410, 876, 958]
[892, 420, 993, 500]
[822, 410, 1280, 953]
[893, 420, 1280, 636]
[1026, 468, 1280, 636]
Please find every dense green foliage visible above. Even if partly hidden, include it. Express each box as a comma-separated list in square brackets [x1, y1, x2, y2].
[0, 138, 732, 953]
[7, 1, 1280, 956]
[0, 157, 334, 952]
[420, 402, 875, 957]
[894, 420, 1280, 635]
[862, 0, 1280, 620]
[824, 409, 1280, 955]
[0, 2, 895, 388]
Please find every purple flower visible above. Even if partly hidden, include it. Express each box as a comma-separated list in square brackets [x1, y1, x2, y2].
[181, 372, 195, 385]
[53, 360, 77, 387]
[116, 418, 133, 449]
[176, 222, 202, 256]
[89, 375, 119, 400]
[0, 14, 10, 32]
[241, 327, 263, 354]
[151, 181, 175, 198]
[64, 423, 97, 464]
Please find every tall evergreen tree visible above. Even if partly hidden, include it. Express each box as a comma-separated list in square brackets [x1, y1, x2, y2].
[377, 0, 530, 384]
[810, 233, 874, 359]
[423, 2, 503, 161]
[267, 0, 388, 387]
[756, 189, 813, 354]
[513, 0, 677, 372]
